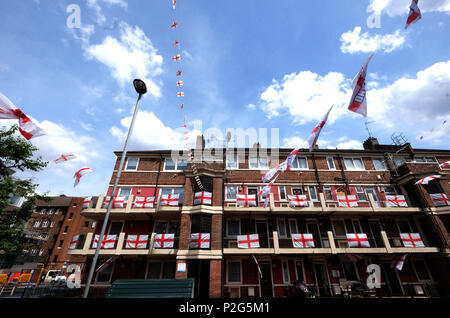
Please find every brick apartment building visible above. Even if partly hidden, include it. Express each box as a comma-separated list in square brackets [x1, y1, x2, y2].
[68, 137, 450, 298]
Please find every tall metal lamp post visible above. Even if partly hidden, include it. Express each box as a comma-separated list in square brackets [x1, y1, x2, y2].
[83, 79, 147, 298]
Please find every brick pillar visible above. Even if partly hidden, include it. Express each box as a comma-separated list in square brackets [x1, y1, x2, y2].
[175, 260, 188, 279]
[209, 259, 222, 298]
[429, 215, 450, 249]
[211, 214, 223, 250]
[213, 178, 223, 206]
[178, 214, 191, 250]
[184, 177, 194, 206]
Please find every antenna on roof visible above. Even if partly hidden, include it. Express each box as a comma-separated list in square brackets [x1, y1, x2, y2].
[364, 119, 376, 138]
[391, 132, 408, 146]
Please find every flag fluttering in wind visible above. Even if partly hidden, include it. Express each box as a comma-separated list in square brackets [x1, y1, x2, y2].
[285, 149, 299, 171]
[440, 161, 450, 169]
[172, 0, 176, 10]
[348, 53, 374, 118]
[251, 255, 263, 278]
[405, 0, 421, 29]
[54, 154, 76, 164]
[0, 92, 47, 140]
[74, 167, 93, 187]
[259, 176, 278, 208]
[392, 254, 407, 271]
[95, 256, 119, 273]
[308, 105, 333, 152]
[415, 175, 440, 185]
[171, 21, 178, 28]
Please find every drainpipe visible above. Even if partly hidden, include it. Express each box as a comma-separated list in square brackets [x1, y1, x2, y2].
[155, 154, 163, 196]
[312, 153, 322, 190]
[336, 153, 349, 189]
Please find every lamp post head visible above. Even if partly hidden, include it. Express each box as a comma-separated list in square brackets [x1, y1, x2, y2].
[133, 79, 147, 95]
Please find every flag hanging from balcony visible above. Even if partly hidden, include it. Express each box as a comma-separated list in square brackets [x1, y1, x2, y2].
[251, 255, 263, 278]
[54, 154, 76, 164]
[189, 233, 211, 249]
[237, 234, 260, 248]
[69, 235, 79, 249]
[103, 196, 125, 208]
[236, 194, 257, 207]
[0, 92, 47, 140]
[440, 161, 450, 169]
[73, 167, 93, 187]
[308, 105, 333, 152]
[133, 196, 155, 208]
[430, 193, 450, 206]
[153, 233, 175, 248]
[125, 235, 148, 249]
[292, 234, 315, 248]
[95, 256, 119, 273]
[194, 191, 212, 205]
[92, 235, 117, 249]
[405, 0, 421, 29]
[392, 254, 407, 271]
[347, 233, 370, 247]
[288, 194, 309, 207]
[415, 175, 440, 185]
[82, 197, 92, 209]
[337, 194, 359, 207]
[259, 176, 278, 208]
[348, 53, 374, 118]
[160, 194, 180, 206]
[400, 233, 424, 247]
[385, 195, 408, 207]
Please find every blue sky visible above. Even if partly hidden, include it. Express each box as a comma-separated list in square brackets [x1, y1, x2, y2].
[0, 0, 449, 197]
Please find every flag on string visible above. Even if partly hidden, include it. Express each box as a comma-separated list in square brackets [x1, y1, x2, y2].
[251, 255, 263, 278]
[440, 161, 450, 169]
[73, 167, 93, 187]
[95, 256, 119, 273]
[173, 40, 179, 46]
[405, 0, 421, 29]
[259, 176, 278, 208]
[0, 92, 47, 140]
[172, 0, 176, 10]
[177, 92, 184, 97]
[171, 21, 178, 28]
[308, 105, 333, 152]
[172, 54, 181, 61]
[348, 53, 374, 118]
[415, 175, 440, 185]
[177, 81, 183, 86]
[180, 104, 185, 109]
[54, 154, 76, 164]
[176, 70, 182, 76]
[262, 165, 281, 183]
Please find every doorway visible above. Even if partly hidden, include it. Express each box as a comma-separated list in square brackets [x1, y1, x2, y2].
[259, 262, 273, 298]
[256, 221, 269, 248]
[188, 260, 210, 298]
[381, 262, 404, 296]
[313, 262, 331, 296]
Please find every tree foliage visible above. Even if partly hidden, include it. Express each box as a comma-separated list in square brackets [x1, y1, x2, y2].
[0, 125, 49, 252]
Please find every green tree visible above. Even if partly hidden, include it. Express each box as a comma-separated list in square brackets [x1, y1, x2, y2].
[0, 125, 48, 252]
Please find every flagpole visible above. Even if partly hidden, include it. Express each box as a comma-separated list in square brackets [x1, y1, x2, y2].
[83, 79, 147, 298]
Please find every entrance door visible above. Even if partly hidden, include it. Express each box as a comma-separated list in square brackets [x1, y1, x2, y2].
[381, 263, 404, 296]
[188, 260, 210, 298]
[313, 262, 331, 297]
[259, 262, 273, 298]
[256, 221, 269, 248]
[307, 221, 322, 248]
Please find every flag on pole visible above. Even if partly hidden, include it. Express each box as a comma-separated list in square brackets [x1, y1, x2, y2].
[0, 92, 47, 140]
[251, 255, 263, 278]
[348, 53, 374, 118]
[95, 256, 119, 273]
[54, 154, 76, 164]
[392, 254, 407, 271]
[73, 167, 93, 187]
[405, 0, 421, 29]
[308, 106, 333, 152]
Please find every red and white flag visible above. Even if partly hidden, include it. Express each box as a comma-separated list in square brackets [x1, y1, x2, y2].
[177, 92, 184, 97]
[172, 54, 181, 61]
[153, 233, 175, 248]
[251, 255, 263, 278]
[347, 233, 370, 247]
[177, 80, 183, 86]
[385, 195, 408, 207]
[172, 0, 176, 10]
[262, 165, 281, 183]
[0, 92, 47, 140]
[69, 235, 79, 249]
[288, 194, 309, 207]
[400, 233, 424, 247]
[82, 196, 92, 209]
[392, 254, 407, 271]
[171, 21, 178, 28]
[189, 233, 210, 249]
[337, 194, 358, 207]
[237, 234, 260, 248]
[415, 175, 440, 185]
[73, 167, 93, 187]
[95, 256, 119, 273]
[103, 196, 125, 208]
[285, 149, 299, 171]
[348, 53, 374, 118]
[133, 196, 155, 208]
[176, 70, 182, 76]
[259, 176, 277, 208]
[405, 0, 421, 29]
[292, 234, 315, 248]
[236, 193, 257, 207]
[54, 154, 76, 164]
[430, 193, 450, 206]
[194, 191, 212, 205]
[125, 235, 148, 249]
[173, 40, 180, 46]
[308, 106, 333, 152]
[92, 235, 117, 249]
[160, 194, 180, 206]
[439, 161, 450, 169]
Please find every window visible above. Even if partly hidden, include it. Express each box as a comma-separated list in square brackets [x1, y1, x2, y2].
[352, 220, 362, 233]
[247, 187, 259, 205]
[414, 157, 436, 163]
[397, 220, 412, 233]
[34, 221, 41, 228]
[42, 221, 49, 228]
[355, 186, 367, 201]
[249, 156, 268, 169]
[342, 261, 359, 281]
[332, 220, 346, 236]
[68, 213, 73, 220]
[155, 221, 180, 236]
[190, 214, 212, 236]
[108, 222, 123, 235]
[393, 157, 406, 166]
[164, 158, 187, 171]
[289, 219, 298, 236]
[309, 186, 317, 201]
[76, 235, 86, 249]
[58, 240, 64, 248]
[372, 158, 387, 170]
[279, 186, 287, 200]
[48, 209, 54, 215]
[125, 158, 139, 171]
[162, 262, 176, 279]
[412, 260, 432, 281]
[96, 261, 113, 283]
[227, 219, 240, 236]
[118, 187, 132, 200]
[292, 187, 303, 195]
[344, 158, 365, 170]
[50, 222, 55, 228]
[228, 261, 241, 283]
[84, 221, 90, 228]
[384, 186, 397, 195]
[226, 153, 238, 169]
[40, 209, 46, 215]
[225, 186, 238, 200]
[63, 226, 69, 234]
[147, 262, 162, 279]
[295, 261, 305, 283]
[282, 261, 290, 284]
[327, 157, 336, 170]
[92, 221, 97, 229]
[292, 157, 308, 169]
[365, 187, 379, 204]
[277, 219, 287, 238]
[146, 261, 176, 279]
[323, 186, 333, 201]
[161, 187, 184, 204]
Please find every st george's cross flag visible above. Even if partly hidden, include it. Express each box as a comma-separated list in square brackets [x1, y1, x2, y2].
[160, 194, 180, 206]
[236, 193, 257, 207]
[262, 165, 281, 183]
[92, 235, 117, 249]
[194, 191, 212, 205]
[69, 235, 79, 249]
[439, 161, 450, 169]
[288, 194, 309, 207]
[415, 175, 440, 185]
[237, 234, 260, 249]
[0, 92, 47, 140]
[73, 167, 93, 187]
[103, 196, 125, 208]
[54, 154, 76, 164]
[292, 234, 315, 248]
[392, 254, 407, 271]
[348, 53, 374, 118]
[385, 195, 408, 207]
[189, 233, 211, 249]
[337, 194, 359, 207]
[153, 233, 175, 248]
[285, 149, 299, 170]
[133, 196, 155, 208]
[259, 176, 278, 208]
[347, 233, 370, 248]
[430, 193, 450, 206]
[125, 235, 148, 249]
[308, 106, 333, 152]
[405, 0, 421, 29]
[82, 196, 92, 209]
[400, 233, 424, 247]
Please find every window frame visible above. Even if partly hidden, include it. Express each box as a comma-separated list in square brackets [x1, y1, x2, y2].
[326, 157, 336, 170]
[118, 187, 132, 200]
[277, 219, 288, 238]
[288, 219, 298, 236]
[226, 153, 239, 170]
[354, 186, 367, 201]
[227, 260, 242, 284]
[343, 157, 366, 171]
[249, 155, 269, 170]
[308, 186, 318, 201]
[372, 158, 387, 170]
[163, 158, 187, 172]
[281, 260, 291, 284]
[95, 261, 115, 284]
[342, 260, 360, 282]
[278, 186, 287, 201]
[291, 157, 309, 170]
[125, 157, 139, 171]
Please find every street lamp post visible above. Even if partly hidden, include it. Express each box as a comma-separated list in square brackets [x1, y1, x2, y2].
[83, 79, 147, 298]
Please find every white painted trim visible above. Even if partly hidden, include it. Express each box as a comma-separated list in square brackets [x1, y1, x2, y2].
[124, 157, 139, 171]
[226, 260, 243, 284]
[343, 157, 366, 171]
[326, 157, 336, 170]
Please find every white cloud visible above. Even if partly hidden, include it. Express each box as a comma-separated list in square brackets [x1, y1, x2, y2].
[247, 103, 256, 110]
[340, 27, 406, 54]
[87, 0, 128, 25]
[328, 137, 364, 150]
[85, 22, 164, 97]
[282, 136, 308, 149]
[368, 0, 450, 16]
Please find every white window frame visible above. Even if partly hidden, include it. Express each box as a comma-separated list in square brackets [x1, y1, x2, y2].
[47, 209, 54, 215]
[414, 156, 437, 163]
[372, 158, 387, 170]
[95, 261, 115, 285]
[343, 157, 366, 171]
[118, 187, 132, 200]
[40, 209, 46, 215]
[288, 219, 298, 236]
[308, 186, 318, 201]
[125, 157, 139, 171]
[326, 157, 336, 170]
[281, 260, 291, 284]
[226, 153, 239, 170]
[227, 260, 242, 284]
[249, 155, 269, 170]
[226, 219, 241, 237]
[291, 186, 304, 195]
[225, 185, 239, 201]
[278, 186, 287, 201]
[355, 186, 367, 201]
[291, 157, 309, 170]
[277, 219, 288, 238]
[163, 158, 187, 172]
